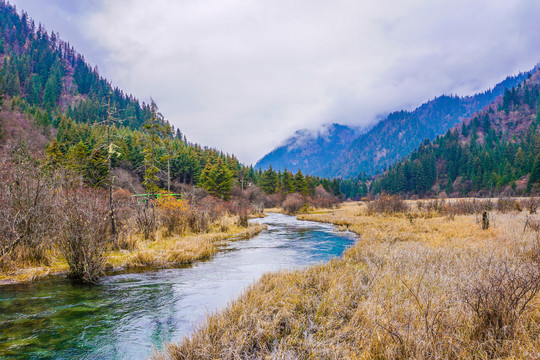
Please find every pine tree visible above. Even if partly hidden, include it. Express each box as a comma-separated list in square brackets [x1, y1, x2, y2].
[200, 158, 233, 199]
[200, 160, 214, 192]
[3, 58, 21, 97]
[85, 148, 108, 187]
[45, 139, 64, 167]
[142, 100, 163, 193]
[260, 167, 279, 194]
[293, 170, 309, 195]
[42, 61, 62, 110]
[527, 153, 540, 192]
[160, 123, 175, 192]
[281, 169, 294, 194]
[210, 157, 233, 199]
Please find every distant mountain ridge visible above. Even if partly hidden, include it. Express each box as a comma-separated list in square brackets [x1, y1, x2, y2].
[256, 123, 364, 175]
[255, 70, 533, 178]
[371, 67, 540, 196]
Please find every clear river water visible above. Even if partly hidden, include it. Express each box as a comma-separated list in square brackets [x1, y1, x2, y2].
[0, 213, 356, 359]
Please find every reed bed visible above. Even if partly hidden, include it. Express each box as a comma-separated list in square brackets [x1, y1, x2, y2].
[158, 200, 540, 359]
[0, 218, 265, 284]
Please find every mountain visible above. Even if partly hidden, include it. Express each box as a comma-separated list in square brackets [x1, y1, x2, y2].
[0, 1, 251, 190]
[255, 123, 363, 175]
[371, 68, 540, 196]
[256, 71, 532, 178]
[0, 2, 342, 196]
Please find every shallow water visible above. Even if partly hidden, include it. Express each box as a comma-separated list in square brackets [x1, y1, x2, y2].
[0, 213, 356, 359]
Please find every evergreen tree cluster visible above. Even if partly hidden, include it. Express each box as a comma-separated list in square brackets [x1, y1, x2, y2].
[256, 166, 342, 198]
[0, 2, 243, 198]
[45, 113, 246, 195]
[372, 76, 540, 196]
[0, 1, 152, 129]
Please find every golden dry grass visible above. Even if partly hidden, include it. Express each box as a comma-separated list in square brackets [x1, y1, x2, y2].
[0, 216, 266, 285]
[158, 201, 540, 360]
[108, 217, 266, 269]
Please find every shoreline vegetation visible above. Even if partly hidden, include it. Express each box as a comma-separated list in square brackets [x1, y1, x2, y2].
[0, 138, 341, 286]
[157, 197, 540, 360]
[0, 219, 266, 286]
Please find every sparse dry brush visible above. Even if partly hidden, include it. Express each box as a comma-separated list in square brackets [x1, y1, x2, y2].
[0, 147, 57, 269]
[56, 187, 110, 283]
[0, 148, 267, 284]
[367, 194, 409, 214]
[158, 201, 540, 360]
[282, 193, 308, 214]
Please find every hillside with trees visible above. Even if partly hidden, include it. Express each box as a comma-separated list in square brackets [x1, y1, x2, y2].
[0, 1, 344, 285]
[370, 69, 540, 197]
[256, 71, 531, 179]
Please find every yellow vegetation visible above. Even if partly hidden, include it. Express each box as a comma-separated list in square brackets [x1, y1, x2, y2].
[0, 216, 266, 285]
[108, 217, 266, 269]
[158, 201, 540, 359]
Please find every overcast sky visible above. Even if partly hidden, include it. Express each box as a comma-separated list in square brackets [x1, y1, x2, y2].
[10, 0, 540, 164]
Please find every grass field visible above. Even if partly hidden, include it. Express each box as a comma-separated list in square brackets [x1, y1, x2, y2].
[157, 199, 540, 359]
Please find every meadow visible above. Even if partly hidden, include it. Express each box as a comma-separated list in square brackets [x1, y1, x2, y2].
[158, 197, 540, 359]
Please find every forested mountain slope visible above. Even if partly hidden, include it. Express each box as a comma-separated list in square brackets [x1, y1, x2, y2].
[255, 123, 362, 177]
[371, 69, 540, 197]
[256, 71, 531, 179]
[0, 1, 248, 193]
[0, 1, 344, 198]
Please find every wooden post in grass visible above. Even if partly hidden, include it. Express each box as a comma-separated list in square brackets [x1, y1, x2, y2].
[482, 211, 489, 230]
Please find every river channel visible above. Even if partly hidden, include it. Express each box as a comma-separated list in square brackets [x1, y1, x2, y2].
[0, 213, 356, 359]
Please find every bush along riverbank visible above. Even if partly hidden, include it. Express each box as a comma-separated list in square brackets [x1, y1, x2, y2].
[0, 151, 266, 285]
[157, 198, 540, 359]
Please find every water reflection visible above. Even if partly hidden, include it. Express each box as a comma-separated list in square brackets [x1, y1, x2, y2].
[0, 213, 356, 359]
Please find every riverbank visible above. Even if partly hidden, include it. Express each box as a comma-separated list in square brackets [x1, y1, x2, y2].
[0, 219, 266, 285]
[158, 201, 540, 359]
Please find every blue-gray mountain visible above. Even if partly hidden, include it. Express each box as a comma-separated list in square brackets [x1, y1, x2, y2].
[255, 72, 531, 179]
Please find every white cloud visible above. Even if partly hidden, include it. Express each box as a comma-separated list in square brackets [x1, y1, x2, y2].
[10, 0, 540, 164]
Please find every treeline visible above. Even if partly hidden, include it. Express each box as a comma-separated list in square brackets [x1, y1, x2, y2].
[256, 166, 341, 197]
[0, 2, 233, 198]
[371, 77, 540, 197]
[0, 1, 154, 129]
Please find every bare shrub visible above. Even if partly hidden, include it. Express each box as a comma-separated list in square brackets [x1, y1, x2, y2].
[156, 196, 191, 237]
[237, 214, 249, 228]
[244, 185, 266, 211]
[282, 193, 307, 214]
[199, 196, 227, 221]
[497, 198, 521, 213]
[230, 185, 244, 198]
[424, 199, 445, 213]
[0, 145, 58, 268]
[134, 200, 158, 241]
[178, 183, 209, 204]
[227, 197, 252, 228]
[265, 192, 284, 208]
[56, 188, 110, 283]
[367, 194, 408, 214]
[112, 168, 144, 193]
[186, 210, 210, 233]
[443, 199, 492, 216]
[462, 259, 540, 342]
[521, 197, 538, 214]
[311, 185, 340, 209]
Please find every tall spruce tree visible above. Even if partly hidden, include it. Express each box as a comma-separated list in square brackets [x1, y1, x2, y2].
[142, 100, 163, 193]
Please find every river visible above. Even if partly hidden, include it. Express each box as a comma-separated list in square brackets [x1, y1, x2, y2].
[0, 213, 356, 359]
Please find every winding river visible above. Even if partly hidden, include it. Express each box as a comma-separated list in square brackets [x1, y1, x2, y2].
[0, 213, 356, 359]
